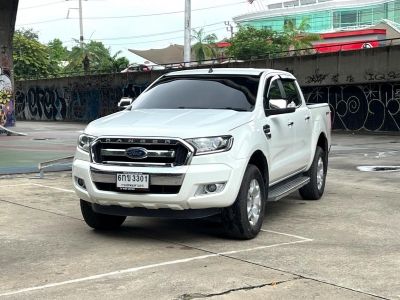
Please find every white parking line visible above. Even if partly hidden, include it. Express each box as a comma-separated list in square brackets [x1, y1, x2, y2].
[32, 183, 74, 193]
[0, 183, 33, 188]
[0, 237, 312, 297]
[261, 229, 313, 241]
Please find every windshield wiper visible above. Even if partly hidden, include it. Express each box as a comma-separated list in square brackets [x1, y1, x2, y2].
[217, 107, 250, 112]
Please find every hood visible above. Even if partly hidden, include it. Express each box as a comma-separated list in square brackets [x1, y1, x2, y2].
[85, 109, 253, 138]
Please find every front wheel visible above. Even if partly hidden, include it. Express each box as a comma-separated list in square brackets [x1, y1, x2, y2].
[222, 164, 266, 240]
[299, 146, 327, 200]
[80, 200, 126, 230]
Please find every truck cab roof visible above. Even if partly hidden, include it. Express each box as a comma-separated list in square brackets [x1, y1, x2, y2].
[165, 68, 294, 79]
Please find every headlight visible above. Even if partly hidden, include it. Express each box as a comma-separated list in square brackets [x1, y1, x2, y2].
[186, 136, 233, 155]
[78, 134, 96, 152]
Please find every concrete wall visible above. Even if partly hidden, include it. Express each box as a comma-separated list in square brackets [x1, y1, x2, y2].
[0, 0, 19, 128]
[15, 45, 400, 131]
[14, 72, 158, 122]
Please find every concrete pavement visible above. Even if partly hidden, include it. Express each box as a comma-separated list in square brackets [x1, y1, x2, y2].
[0, 121, 85, 174]
[0, 126, 399, 299]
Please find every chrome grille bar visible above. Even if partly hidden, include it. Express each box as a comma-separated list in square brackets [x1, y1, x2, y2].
[101, 149, 176, 158]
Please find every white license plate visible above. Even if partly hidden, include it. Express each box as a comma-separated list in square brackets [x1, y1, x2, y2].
[116, 173, 149, 190]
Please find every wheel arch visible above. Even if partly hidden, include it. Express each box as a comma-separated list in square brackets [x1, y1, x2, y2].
[247, 150, 269, 187]
[317, 132, 328, 153]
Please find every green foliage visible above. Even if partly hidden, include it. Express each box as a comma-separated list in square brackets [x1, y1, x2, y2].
[227, 26, 286, 60]
[48, 38, 69, 62]
[191, 28, 217, 63]
[65, 41, 129, 73]
[282, 19, 320, 50]
[227, 20, 320, 60]
[13, 29, 130, 79]
[13, 29, 58, 79]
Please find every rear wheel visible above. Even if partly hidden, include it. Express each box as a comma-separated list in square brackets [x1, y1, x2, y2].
[80, 200, 126, 230]
[299, 146, 327, 200]
[222, 164, 266, 240]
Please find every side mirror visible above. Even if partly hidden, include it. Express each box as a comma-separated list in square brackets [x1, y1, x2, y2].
[269, 99, 288, 109]
[265, 99, 296, 116]
[117, 97, 133, 110]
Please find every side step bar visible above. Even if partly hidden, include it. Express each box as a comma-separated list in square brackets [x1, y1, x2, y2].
[268, 176, 310, 202]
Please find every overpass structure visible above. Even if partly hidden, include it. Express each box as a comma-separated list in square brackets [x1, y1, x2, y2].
[0, 0, 19, 129]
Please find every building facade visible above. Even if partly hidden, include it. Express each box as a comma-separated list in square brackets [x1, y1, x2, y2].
[234, 0, 400, 33]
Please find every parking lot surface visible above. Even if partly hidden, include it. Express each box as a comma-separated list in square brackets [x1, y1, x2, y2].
[0, 131, 399, 299]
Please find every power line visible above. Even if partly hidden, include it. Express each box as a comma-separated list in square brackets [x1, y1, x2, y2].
[88, 27, 227, 46]
[19, 0, 65, 10]
[17, 1, 246, 26]
[83, 22, 225, 41]
[74, 1, 245, 20]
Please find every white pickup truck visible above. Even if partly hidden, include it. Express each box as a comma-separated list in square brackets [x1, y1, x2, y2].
[73, 68, 331, 239]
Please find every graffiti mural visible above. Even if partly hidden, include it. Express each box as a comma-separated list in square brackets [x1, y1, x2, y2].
[15, 78, 148, 122]
[0, 67, 15, 127]
[303, 83, 400, 131]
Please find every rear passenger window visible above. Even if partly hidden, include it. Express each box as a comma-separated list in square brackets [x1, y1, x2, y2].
[281, 80, 302, 107]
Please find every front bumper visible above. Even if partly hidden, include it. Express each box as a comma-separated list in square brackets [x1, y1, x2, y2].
[72, 158, 247, 210]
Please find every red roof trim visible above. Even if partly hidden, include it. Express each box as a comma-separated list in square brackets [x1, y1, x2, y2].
[216, 42, 231, 48]
[321, 29, 386, 39]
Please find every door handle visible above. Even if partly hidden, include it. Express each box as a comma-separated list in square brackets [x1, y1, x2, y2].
[305, 116, 310, 121]
[287, 121, 294, 127]
[263, 124, 271, 139]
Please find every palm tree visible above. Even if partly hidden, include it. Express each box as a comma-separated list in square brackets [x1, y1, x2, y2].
[66, 42, 100, 74]
[191, 28, 218, 64]
[283, 18, 320, 53]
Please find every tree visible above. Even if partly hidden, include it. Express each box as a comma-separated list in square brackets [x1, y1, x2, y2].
[227, 26, 285, 60]
[191, 28, 217, 64]
[66, 41, 129, 74]
[48, 38, 69, 62]
[13, 29, 58, 79]
[110, 51, 130, 72]
[282, 19, 320, 51]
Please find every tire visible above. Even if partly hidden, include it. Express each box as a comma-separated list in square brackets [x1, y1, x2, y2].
[222, 164, 267, 240]
[80, 200, 126, 230]
[299, 146, 327, 200]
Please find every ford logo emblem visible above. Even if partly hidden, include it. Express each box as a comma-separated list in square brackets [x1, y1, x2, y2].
[126, 147, 148, 159]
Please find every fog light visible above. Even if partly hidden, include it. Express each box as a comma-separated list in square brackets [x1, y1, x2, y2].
[205, 184, 217, 193]
[75, 176, 86, 189]
[196, 182, 226, 196]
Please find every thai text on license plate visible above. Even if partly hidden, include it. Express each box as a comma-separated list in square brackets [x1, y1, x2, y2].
[116, 173, 149, 190]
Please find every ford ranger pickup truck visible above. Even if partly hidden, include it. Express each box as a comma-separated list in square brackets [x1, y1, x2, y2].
[73, 68, 331, 239]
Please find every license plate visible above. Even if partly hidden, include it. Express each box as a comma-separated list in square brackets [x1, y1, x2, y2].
[116, 173, 149, 190]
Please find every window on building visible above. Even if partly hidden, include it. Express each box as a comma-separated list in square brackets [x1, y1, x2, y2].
[340, 11, 357, 27]
[333, 11, 341, 28]
[284, 18, 296, 27]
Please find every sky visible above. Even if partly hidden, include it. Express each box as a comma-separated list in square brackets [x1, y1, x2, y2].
[15, 0, 268, 63]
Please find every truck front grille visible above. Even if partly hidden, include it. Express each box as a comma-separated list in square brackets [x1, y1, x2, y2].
[90, 137, 193, 167]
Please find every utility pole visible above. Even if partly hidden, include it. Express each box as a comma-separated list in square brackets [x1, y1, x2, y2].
[78, 0, 84, 48]
[225, 21, 234, 38]
[184, 0, 191, 67]
[66, 0, 84, 48]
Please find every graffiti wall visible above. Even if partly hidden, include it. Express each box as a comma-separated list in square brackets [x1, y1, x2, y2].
[15, 74, 151, 122]
[303, 83, 400, 131]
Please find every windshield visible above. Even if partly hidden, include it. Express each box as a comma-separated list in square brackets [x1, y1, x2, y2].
[131, 75, 260, 112]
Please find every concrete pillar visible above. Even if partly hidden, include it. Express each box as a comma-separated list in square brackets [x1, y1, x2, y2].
[0, 0, 19, 127]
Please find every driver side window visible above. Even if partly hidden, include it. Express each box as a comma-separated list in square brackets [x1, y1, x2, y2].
[264, 78, 286, 111]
